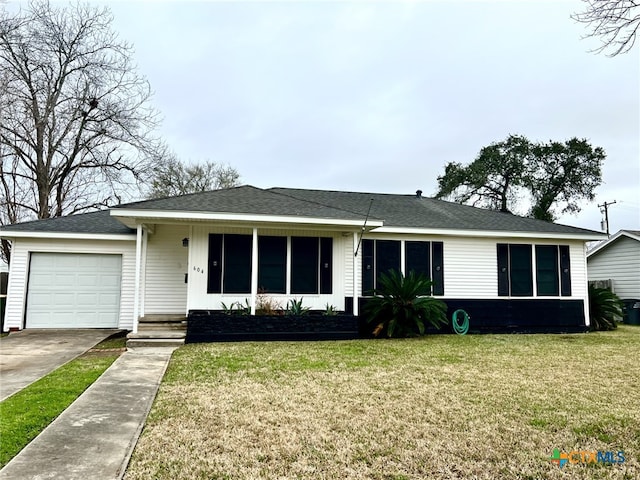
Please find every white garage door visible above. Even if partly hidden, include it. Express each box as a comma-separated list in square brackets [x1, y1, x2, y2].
[26, 253, 122, 328]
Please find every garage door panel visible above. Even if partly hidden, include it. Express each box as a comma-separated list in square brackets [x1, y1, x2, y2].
[26, 253, 122, 329]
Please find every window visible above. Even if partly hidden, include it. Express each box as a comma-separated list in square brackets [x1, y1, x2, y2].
[536, 245, 559, 296]
[258, 236, 287, 293]
[207, 234, 332, 295]
[291, 237, 318, 294]
[207, 234, 252, 294]
[497, 243, 571, 297]
[362, 239, 444, 295]
[290, 237, 333, 294]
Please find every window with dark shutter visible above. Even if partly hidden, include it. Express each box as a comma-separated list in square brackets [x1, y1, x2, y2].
[536, 245, 559, 296]
[291, 237, 318, 294]
[497, 243, 510, 297]
[405, 241, 430, 279]
[320, 237, 333, 294]
[431, 242, 444, 296]
[258, 236, 287, 293]
[509, 244, 533, 296]
[362, 239, 374, 294]
[223, 234, 252, 293]
[207, 234, 223, 294]
[375, 240, 400, 287]
[559, 245, 572, 296]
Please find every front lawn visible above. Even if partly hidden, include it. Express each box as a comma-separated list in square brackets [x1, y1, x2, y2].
[126, 326, 640, 479]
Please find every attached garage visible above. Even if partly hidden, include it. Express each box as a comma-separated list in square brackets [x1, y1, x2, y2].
[26, 253, 123, 328]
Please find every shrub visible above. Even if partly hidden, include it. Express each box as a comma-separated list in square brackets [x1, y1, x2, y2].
[364, 270, 448, 338]
[286, 298, 310, 316]
[589, 284, 623, 331]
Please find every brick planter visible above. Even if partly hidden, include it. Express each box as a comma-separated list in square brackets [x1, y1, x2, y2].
[186, 311, 360, 343]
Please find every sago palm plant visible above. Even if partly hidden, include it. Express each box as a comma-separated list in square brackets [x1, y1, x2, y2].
[364, 270, 448, 338]
[588, 284, 623, 331]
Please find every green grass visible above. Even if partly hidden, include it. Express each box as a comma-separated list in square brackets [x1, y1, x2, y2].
[126, 325, 640, 480]
[0, 351, 120, 467]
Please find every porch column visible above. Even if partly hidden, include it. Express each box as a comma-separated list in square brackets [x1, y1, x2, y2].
[250, 227, 258, 315]
[132, 224, 143, 333]
[353, 232, 359, 316]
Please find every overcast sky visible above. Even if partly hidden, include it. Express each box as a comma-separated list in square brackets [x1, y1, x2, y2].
[11, 0, 640, 233]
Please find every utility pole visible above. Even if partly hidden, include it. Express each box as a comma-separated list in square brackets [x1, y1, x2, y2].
[598, 200, 617, 236]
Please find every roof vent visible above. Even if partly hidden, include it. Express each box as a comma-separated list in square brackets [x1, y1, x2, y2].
[416, 189, 422, 199]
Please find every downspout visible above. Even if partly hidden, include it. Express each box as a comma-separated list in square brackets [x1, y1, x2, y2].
[250, 228, 258, 315]
[132, 224, 143, 334]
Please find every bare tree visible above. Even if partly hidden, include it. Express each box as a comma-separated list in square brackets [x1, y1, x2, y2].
[0, 1, 164, 262]
[573, 0, 640, 56]
[147, 154, 241, 199]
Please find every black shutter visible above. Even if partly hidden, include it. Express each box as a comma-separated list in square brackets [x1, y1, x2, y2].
[405, 241, 431, 279]
[431, 241, 444, 296]
[559, 245, 572, 296]
[362, 239, 374, 295]
[207, 234, 223, 293]
[223, 234, 253, 294]
[320, 237, 333, 294]
[497, 243, 509, 296]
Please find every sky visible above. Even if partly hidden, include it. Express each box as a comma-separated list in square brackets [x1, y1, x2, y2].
[7, 0, 640, 233]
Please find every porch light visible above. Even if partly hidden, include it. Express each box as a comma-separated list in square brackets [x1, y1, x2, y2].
[182, 238, 189, 247]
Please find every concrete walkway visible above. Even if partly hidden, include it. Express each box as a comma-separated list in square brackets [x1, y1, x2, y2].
[0, 329, 120, 401]
[0, 348, 175, 480]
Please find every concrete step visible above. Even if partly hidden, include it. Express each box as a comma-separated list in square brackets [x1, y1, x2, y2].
[139, 314, 187, 323]
[126, 337, 185, 349]
[127, 331, 186, 340]
[136, 322, 187, 331]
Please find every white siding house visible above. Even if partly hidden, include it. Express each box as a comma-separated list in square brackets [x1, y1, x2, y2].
[587, 230, 640, 300]
[1, 186, 606, 334]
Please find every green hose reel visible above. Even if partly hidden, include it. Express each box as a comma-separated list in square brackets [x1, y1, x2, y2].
[452, 309, 470, 335]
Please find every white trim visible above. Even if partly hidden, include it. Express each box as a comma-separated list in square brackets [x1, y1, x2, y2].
[132, 225, 143, 333]
[353, 232, 359, 316]
[250, 228, 258, 315]
[372, 226, 605, 241]
[587, 229, 640, 258]
[0, 231, 136, 241]
[111, 209, 383, 229]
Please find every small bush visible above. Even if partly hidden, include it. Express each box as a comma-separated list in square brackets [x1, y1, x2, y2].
[589, 284, 623, 331]
[364, 270, 448, 338]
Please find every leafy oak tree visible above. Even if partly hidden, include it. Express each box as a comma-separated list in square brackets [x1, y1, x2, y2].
[434, 135, 605, 221]
[434, 134, 529, 213]
[573, 0, 640, 56]
[147, 155, 241, 199]
[0, 1, 164, 263]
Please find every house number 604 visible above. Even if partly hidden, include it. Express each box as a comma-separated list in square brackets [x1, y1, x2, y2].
[193, 266, 205, 274]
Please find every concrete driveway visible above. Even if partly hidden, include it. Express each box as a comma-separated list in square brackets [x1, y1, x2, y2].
[0, 329, 120, 401]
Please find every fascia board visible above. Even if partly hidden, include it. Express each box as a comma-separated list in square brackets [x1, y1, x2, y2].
[371, 226, 606, 241]
[111, 209, 384, 228]
[587, 230, 640, 257]
[0, 231, 136, 241]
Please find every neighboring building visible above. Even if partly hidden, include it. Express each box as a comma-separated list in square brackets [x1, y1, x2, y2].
[0, 186, 605, 334]
[587, 230, 640, 301]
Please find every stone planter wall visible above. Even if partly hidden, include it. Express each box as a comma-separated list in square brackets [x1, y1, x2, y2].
[186, 311, 360, 343]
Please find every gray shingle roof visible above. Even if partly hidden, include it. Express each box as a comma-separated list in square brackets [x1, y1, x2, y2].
[114, 185, 369, 221]
[0, 210, 135, 235]
[270, 188, 602, 235]
[1, 185, 603, 236]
